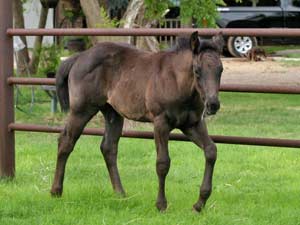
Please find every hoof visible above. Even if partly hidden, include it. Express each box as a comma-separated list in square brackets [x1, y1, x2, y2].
[192, 202, 204, 213]
[113, 184, 126, 197]
[156, 200, 167, 212]
[115, 190, 126, 198]
[50, 187, 63, 197]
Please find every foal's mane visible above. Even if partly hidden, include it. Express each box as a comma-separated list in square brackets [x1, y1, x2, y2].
[168, 36, 219, 53]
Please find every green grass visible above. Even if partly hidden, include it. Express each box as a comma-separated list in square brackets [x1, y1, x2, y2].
[263, 45, 300, 66]
[282, 52, 300, 67]
[281, 61, 300, 67]
[263, 45, 300, 55]
[1, 88, 300, 225]
[285, 53, 300, 58]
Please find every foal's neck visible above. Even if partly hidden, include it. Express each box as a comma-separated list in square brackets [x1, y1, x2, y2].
[170, 50, 195, 96]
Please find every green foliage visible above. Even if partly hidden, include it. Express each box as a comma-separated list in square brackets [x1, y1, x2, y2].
[181, 0, 225, 27]
[144, 0, 170, 21]
[38, 45, 61, 76]
[97, 7, 123, 28]
[62, 7, 85, 26]
[144, 0, 231, 27]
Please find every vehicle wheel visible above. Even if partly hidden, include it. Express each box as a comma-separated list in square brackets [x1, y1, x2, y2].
[227, 36, 258, 57]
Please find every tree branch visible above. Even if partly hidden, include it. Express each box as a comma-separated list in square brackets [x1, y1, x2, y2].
[28, 6, 49, 75]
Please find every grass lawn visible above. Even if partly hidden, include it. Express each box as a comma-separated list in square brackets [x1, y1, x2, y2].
[281, 52, 300, 67]
[1, 88, 300, 225]
[263, 45, 300, 66]
[285, 53, 300, 58]
[263, 45, 300, 55]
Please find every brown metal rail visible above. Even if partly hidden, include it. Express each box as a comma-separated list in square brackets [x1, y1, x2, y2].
[7, 77, 300, 94]
[6, 28, 300, 37]
[7, 77, 56, 85]
[8, 123, 300, 148]
[220, 84, 300, 94]
[0, 0, 14, 177]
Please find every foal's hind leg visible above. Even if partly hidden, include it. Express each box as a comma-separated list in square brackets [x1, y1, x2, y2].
[154, 116, 171, 212]
[51, 108, 98, 196]
[100, 105, 125, 196]
[181, 120, 217, 212]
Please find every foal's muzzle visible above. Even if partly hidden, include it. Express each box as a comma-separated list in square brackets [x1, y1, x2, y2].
[206, 98, 220, 115]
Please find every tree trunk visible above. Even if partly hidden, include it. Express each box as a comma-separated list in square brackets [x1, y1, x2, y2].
[13, 1, 50, 76]
[135, 2, 159, 52]
[122, 0, 143, 44]
[28, 6, 49, 75]
[79, 0, 109, 44]
[12, 0, 30, 76]
[122, 0, 159, 52]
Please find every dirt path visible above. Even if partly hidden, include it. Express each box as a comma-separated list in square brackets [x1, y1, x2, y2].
[221, 58, 300, 86]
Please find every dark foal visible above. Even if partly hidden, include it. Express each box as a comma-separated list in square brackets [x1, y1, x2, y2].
[51, 31, 224, 212]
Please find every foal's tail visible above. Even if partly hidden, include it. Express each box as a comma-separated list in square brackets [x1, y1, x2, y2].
[56, 54, 79, 112]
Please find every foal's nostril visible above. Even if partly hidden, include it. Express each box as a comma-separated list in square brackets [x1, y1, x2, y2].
[207, 101, 220, 114]
[212, 102, 220, 111]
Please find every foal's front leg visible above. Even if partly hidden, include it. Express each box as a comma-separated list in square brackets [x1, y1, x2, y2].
[153, 116, 171, 212]
[100, 105, 125, 196]
[181, 120, 217, 212]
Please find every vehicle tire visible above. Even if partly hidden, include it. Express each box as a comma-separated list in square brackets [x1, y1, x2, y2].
[227, 36, 258, 57]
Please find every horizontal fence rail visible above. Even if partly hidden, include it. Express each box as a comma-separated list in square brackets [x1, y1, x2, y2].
[220, 84, 300, 94]
[7, 77, 56, 85]
[8, 123, 300, 148]
[7, 28, 300, 37]
[7, 77, 300, 94]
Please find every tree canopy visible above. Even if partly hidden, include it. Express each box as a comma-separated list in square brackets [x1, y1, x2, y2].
[144, 0, 226, 27]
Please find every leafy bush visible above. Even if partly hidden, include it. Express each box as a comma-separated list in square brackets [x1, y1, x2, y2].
[38, 45, 61, 77]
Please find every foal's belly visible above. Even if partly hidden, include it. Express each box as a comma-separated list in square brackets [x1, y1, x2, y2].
[105, 67, 154, 122]
[108, 98, 151, 122]
[107, 89, 152, 122]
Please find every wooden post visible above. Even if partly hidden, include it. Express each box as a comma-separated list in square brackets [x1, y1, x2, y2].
[0, 0, 15, 177]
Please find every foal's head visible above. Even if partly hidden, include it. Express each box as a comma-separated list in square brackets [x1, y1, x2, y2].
[190, 31, 224, 115]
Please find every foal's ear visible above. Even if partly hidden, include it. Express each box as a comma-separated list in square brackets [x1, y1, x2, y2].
[190, 31, 200, 54]
[212, 32, 225, 54]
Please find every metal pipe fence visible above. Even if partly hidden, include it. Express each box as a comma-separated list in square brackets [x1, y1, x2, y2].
[7, 77, 300, 94]
[7, 28, 300, 37]
[8, 123, 300, 148]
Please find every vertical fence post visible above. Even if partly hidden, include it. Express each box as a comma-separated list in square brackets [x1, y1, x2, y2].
[0, 0, 15, 177]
